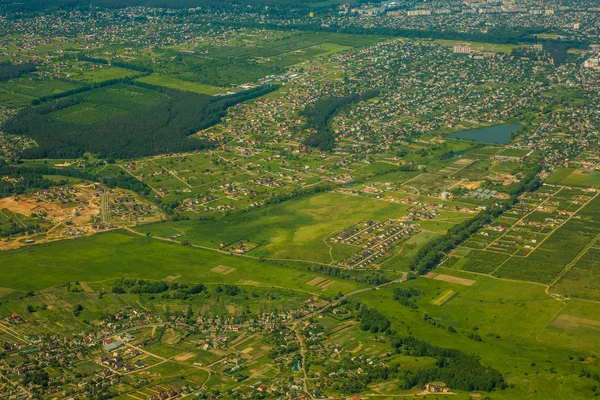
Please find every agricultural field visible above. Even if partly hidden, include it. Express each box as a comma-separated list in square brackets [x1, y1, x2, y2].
[442, 186, 600, 301]
[0, 230, 360, 295]
[356, 272, 600, 400]
[0, 78, 86, 105]
[50, 84, 168, 124]
[135, 74, 227, 95]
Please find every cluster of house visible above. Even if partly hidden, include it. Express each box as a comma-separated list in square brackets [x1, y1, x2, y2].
[334, 219, 418, 268]
[470, 188, 499, 200]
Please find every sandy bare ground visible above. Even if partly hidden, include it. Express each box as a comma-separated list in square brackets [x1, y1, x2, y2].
[424, 272, 476, 286]
[79, 282, 94, 293]
[551, 315, 600, 330]
[0, 184, 164, 251]
[173, 352, 195, 362]
[306, 276, 326, 286]
[0, 197, 39, 215]
[211, 265, 236, 275]
[461, 181, 483, 189]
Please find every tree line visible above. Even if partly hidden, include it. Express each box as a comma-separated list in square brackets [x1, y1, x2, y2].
[390, 335, 506, 391]
[303, 90, 379, 151]
[77, 54, 154, 73]
[342, 297, 506, 392]
[111, 278, 206, 299]
[0, 61, 36, 82]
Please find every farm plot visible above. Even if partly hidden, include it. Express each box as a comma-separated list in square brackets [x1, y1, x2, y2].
[0, 78, 86, 101]
[551, 247, 600, 301]
[51, 84, 167, 124]
[494, 194, 600, 283]
[431, 289, 457, 306]
[448, 249, 509, 274]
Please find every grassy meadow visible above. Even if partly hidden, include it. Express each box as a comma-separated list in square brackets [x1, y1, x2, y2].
[0, 230, 360, 296]
[134, 192, 411, 264]
[357, 270, 600, 400]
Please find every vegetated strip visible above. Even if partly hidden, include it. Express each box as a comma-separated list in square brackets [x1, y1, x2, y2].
[303, 90, 379, 151]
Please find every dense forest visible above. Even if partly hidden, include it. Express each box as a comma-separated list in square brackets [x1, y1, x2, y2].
[5, 83, 276, 159]
[0, 62, 36, 82]
[0, 162, 153, 202]
[390, 335, 506, 391]
[303, 90, 379, 151]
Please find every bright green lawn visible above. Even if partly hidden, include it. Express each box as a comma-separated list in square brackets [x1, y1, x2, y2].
[136, 74, 227, 95]
[357, 271, 600, 399]
[0, 230, 360, 296]
[135, 192, 411, 264]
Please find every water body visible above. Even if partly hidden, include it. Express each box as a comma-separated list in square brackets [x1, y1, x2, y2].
[449, 124, 523, 145]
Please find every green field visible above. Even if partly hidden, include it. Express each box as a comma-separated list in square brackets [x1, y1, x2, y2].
[136, 74, 227, 95]
[358, 271, 600, 400]
[50, 84, 168, 124]
[135, 192, 410, 264]
[0, 78, 86, 104]
[64, 64, 140, 83]
[546, 168, 600, 187]
[0, 230, 360, 296]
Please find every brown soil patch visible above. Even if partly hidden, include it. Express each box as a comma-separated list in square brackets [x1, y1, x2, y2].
[0, 287, 15, 298]
[226, 305, 237, 314]
[235, 280, 261, 286]
[165, 275, 181, 281]
[454, 158, 475, 166]
[572, 169, 584, 175]
[211, 265, 236, 275]
[241, 347, 253, 354]
[424, 272, 476, 286]
[173, 352, 195, 362]
[319, 280, 337, 289]
[461, 181, 483, 190]
[551, 315, 600, 330]
[306, 277, 326, 286]
[79, 282, 94, 293]
[0, 197, 40, 215]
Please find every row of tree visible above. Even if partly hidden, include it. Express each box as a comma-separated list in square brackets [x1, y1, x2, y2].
[111, 278, 206, 296]
[0, 61, 36, 82]
[77, 54, 154, 73]
[303, 90, 379, 151]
